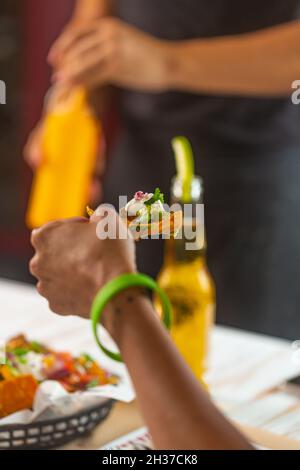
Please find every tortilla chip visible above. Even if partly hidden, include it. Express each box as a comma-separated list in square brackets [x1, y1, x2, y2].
[86, 206, 95, 217]
[0, 375, 38, 418]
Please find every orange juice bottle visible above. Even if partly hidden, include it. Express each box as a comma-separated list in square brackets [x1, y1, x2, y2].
[26, 86, 100, 228]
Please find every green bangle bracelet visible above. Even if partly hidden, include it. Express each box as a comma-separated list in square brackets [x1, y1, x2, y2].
[91, 273, 173, 362]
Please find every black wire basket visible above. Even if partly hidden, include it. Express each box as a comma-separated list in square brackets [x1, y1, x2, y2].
[0, 399, 114, 450]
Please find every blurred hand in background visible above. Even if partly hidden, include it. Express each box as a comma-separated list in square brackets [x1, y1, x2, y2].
[49, 18, 173, 92]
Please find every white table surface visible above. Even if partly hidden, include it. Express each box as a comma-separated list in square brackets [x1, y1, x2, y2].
[1, 278, 300, 449]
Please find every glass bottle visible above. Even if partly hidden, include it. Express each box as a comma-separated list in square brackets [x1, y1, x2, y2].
[26, 87, 100, 228]
[157, 176, 215, 382]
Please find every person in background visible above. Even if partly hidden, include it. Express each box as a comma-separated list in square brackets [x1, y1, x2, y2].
[25, 0, 300, 339]
[29, 207, 252, 450]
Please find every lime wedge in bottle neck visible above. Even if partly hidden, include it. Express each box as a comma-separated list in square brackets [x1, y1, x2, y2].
[172, 136, 195, 203]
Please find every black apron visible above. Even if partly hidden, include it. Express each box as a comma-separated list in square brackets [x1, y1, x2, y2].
[103, 0, 300, 339]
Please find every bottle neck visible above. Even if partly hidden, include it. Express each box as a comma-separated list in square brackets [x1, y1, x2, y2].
[164, 176, 206, 265]
[164, 219, 206, 265]
[164, 239, 206, 266]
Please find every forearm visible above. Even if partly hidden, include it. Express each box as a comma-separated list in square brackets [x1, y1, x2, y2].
[104, 289, 251, 450]
[72, 0, 115, 23]
[167, 20, 300, 96]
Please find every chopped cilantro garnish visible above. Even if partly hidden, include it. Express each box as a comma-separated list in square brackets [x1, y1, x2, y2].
[81, 353, 94, 363]
[18, 356, 27, 365]
[144, 188, 164, 207]
[86, 378, 99, 389]
[30, 341, 43, 353]
[13, 348, 29, 356]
